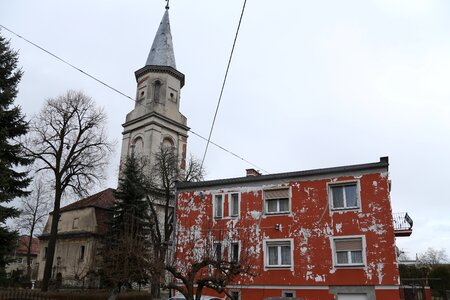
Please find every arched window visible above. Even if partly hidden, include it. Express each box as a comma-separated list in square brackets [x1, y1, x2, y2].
[132, 137, 144, 155]
[162, 137, 174, 150]
[154, 80, 161, 102]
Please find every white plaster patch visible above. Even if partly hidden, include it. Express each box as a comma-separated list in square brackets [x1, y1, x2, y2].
[373, 181, 378, 187]
[315, 274, 324, 282]
[377, 263, 385, 284]
[335, 223, 342, 233]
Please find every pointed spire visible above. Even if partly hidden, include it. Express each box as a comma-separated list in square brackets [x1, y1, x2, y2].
[146, 9, 177, 69]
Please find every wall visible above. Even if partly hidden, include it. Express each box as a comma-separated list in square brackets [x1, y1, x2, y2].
[175, 170, 400, 299]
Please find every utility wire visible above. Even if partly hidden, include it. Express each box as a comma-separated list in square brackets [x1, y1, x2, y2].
[200, 0, 247, 170]
[0, 25, 135, 102]
[0, 22, 268, 174]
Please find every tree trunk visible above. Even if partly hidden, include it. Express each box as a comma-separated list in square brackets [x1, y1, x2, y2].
[41, 186, 62, 291]
[26, 225, 35, 280]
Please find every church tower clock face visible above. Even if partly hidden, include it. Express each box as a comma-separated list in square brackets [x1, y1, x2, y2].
[119, 7, 188, 173]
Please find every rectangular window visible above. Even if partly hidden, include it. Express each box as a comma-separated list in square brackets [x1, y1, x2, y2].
[265, 239, 293, 268]
[264, 188, 290, 214]
[43, 247, 48, 260]
[230, 291, 240, 300]
[17, 257, 23, 264]
[214, 194, 223, 218]
[282, 291, 296, 298]
[330, 182, 359, 210]
[333, 237, 365, 266]
[229, 193, 240, 217]
[73, 218, 79, 229]
[80, 245, 85, 261]
[230, 242, 239, 263]
[214, 242, 222, 261]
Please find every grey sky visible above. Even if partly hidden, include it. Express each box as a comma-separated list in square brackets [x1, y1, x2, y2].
[1, 0, 449, 259]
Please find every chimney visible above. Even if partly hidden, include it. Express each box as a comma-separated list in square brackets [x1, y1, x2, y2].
[246, 168, 261, 177]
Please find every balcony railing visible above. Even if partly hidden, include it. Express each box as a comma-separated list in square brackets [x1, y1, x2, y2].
[393, 212, 413, 237]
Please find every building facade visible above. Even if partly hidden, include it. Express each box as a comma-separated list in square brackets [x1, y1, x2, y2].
[37, 188, 115, 287]
[6, 236, 40, 279]
[175, 157, 411, 300]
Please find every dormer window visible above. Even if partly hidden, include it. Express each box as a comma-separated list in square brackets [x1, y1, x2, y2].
[154, 80, 161, 102]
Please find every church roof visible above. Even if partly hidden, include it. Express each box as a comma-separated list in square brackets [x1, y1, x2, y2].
[146, 9, 177, 69]
[59, 188, 115, 213]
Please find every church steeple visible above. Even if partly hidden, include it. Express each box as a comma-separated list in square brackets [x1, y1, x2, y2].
[120, 6, 188, 173]
[145, 9, 176, 69]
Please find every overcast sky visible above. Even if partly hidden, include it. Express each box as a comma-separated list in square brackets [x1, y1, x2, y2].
[1, 0, 449, 259]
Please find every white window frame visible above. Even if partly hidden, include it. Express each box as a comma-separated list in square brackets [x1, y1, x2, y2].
[229, 241, 240, 263]
[213, 194, 224, 218]
[282, 290, 296, 298]
[263, 187, 291, 215]
[328, 180, 361, 211]
[331, 235, 366, 267]
[263, 238, 294, 270]
[228, 192, 240, 218]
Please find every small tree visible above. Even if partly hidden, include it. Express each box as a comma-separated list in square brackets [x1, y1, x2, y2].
[0, 32, 32, 285]
[25, 90, 114, 291]
[15, 175, 51, 279]
[146, 146, 204, 297]
[101, 155, 151, 299]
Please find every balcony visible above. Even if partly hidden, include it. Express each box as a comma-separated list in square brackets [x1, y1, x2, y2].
[393, 212, 413, 237]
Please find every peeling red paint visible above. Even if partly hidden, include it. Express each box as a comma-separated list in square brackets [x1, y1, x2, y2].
[175, 161, 401, 299]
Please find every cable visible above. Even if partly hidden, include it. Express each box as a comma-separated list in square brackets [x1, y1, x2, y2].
[200, 0, 248, 170]
[0, 22, 267, 174]
[0, 25, 135, 102]
[190, 130, 268, 174]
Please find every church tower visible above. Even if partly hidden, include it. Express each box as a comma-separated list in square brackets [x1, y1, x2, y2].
[120, 7, 188, 170]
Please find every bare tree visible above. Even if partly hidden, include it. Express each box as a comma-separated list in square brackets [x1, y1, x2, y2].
[24, 90, 114, 291]
[15, 175, 51, 279]
[419, 248, 449, 267]
[146, 146, 204, 297]
[166, 228, 258, 300]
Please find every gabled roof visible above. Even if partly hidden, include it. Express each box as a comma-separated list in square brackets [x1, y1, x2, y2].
[145, 9, 177, 68]
[16, 236, 39, 255]
[59, 188, 115, 213]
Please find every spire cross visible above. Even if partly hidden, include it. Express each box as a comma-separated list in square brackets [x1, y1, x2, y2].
[165, 0, 169, 9]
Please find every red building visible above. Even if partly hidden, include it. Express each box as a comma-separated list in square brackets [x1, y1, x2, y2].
[174, 157, 412, 300]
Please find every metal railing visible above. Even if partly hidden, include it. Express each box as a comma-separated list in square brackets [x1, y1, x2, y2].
[393, 212, 413, 231]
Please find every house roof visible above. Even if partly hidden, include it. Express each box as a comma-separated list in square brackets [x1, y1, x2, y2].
[176, 157, 389, 190]
[16, 236, 40, 255]
[59, 188, 115, 213]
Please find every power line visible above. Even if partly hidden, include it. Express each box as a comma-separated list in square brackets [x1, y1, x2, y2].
[200, 0, 248, 170]
[0, 22, 268, 174]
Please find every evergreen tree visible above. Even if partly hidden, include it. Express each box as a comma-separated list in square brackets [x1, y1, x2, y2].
[101, 154, 151, 296]
[0, 32, 32, 285]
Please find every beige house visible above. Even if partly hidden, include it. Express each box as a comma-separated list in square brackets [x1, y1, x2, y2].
[37, 188, 115, 287]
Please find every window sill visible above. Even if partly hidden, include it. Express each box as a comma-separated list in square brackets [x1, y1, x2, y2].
[265, 265, 292, 270]
[334, 264, 365, 268]
[264, 212, 291, 216]
[331, 207, 360, 211]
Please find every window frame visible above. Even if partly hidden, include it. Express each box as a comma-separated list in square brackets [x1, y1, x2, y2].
[263, 238, 294, 270]
[328, 180, 361, 211]
[228, 192, 240, 218]
[263, 187, 291, 215]
[79, 245, 86, 261]
[282, 290, 296, 298]
[229, 290, 241, 300]
[213, 194, 224, 218]
[229, 241, 240, 263]
[213, 241, 223, 261]
[331, 235, 366, 268]
[72, 217, 79, 229]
